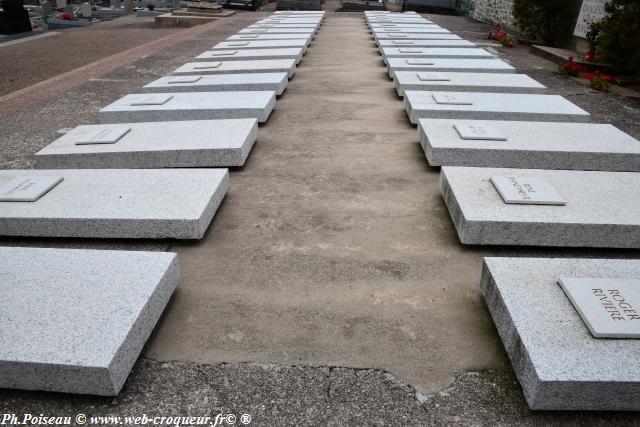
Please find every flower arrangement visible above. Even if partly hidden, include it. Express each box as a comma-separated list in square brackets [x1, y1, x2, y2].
[60, 11, 73, 20]
[559, 57, 614, 91]
[583, 70, 614, 91]
[584, 21, 601, 63]
[558, 56, 588, 77]
[487, 27, 517, 47]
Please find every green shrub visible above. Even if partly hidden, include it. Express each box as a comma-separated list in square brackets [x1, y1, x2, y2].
[512, 0, 582, 46]
[597, 0, 640, 74]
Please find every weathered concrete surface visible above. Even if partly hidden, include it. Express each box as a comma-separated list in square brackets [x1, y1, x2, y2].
[0, 358, 429, 425]
[150, 14, 507, 395]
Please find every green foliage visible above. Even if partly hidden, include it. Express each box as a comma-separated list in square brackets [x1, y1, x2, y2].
[456, 0, 474, 16]
[512, 0, 582, 46]
[597, 0, 640, 74]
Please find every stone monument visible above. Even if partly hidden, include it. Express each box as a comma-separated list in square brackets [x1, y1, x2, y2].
[574, 0, 607, 38]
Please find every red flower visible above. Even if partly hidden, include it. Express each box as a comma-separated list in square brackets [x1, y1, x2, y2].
[60, 12, 72, 19]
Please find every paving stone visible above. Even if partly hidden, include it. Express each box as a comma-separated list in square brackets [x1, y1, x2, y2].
[0, 168, 229, 239]
[381, 47, 494, 62]
[440, 166, 640, 247]
[213, 39, 309, 51]
[404, 91, 589, 124]
[141, 73, 288, 95]
[0, 247, 180, 396]
[34, 119, 258, 168]
[388, 58, 515, 79]
[481, 257, 640, 410]
[394, 71, 545, 96]
[172, 59, 297, 78]
[195, 48, 304, 63]
[99, 91, 276, 123]
[419, 119, 640, 170]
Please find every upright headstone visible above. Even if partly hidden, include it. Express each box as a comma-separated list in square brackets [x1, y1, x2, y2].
[574, 0, 607, 38]
[81, 2, 91, 17]
[41, 0, 53, 15]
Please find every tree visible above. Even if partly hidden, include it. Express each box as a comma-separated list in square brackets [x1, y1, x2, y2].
[513, 0, 582, 47]
[597, 0, 640, 74]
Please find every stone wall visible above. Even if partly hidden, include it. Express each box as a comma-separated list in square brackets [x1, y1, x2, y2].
[468, 0, 516, 31]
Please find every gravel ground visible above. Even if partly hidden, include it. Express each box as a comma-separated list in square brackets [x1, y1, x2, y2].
[0, 16, 185, 97]
[3, 360, 640, 426]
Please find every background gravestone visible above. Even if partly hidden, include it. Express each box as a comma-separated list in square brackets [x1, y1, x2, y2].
[41, 0, 53, 15]
[0, 0, 32, 34]
[574, 0, 607, 38]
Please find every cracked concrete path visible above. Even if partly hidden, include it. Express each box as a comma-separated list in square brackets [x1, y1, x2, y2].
[149, 13, 508, 394]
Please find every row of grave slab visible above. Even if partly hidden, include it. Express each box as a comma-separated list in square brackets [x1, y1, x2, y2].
[365, 10, 640, 412]
[0, 10, 325, 397]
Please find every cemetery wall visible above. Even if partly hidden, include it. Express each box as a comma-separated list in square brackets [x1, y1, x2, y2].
[468, 0, 517, 31]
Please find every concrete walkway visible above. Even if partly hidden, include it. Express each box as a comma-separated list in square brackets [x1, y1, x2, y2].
[150, 13, 507, 394]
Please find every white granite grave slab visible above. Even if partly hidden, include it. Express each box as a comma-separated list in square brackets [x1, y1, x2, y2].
[274, 10, 324, 12]
[35, 119, 258, 168]
[99, 91, 276, 123]
[370, 23, 440, 30]
[481, 257, 640, 410]
[0, 168, 229, 239]
[372, 28, 450, 39]
[259, 19, 321, 25]
[227, 33, 312, 44]
[141, 73, 288, 95]
[213, 39, 309, 51]
[172, 59, 296, 78]
[418, 119, 640, 171]
[376, 35, 468, 44]
[388, 58, 515, 79]
[0, 247, 180, 396]
[368, 20, 431, 24]
[258, 18, 321, 23]
[404, 92, 589, 124]
[239, 28, 315, 36]
[394, 72, 546, 96]
[381, 47, 493, 62]
[368, 17, 430, 21]
[195, 48, 304, 64]
[440, 167, 640, 247]
[250, 23, 318, 30]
